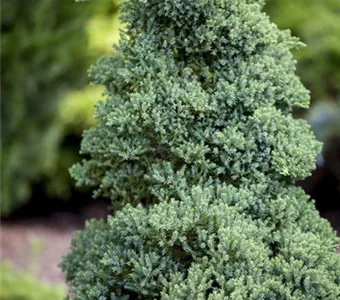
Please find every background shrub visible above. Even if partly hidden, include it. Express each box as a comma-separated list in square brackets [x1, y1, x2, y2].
[266, 0, 340, 101]
[1, 262, 65, 300]
[0, 0, 120, 215]
[1, 0, 90, 215]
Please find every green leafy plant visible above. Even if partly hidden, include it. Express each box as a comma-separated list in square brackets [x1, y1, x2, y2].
[1, 262, 65, 300]
[0, 0, 121, 215]
[62, 0, 340, 298]
[266, 0, 340, 101]
[0, 0, 93, 215]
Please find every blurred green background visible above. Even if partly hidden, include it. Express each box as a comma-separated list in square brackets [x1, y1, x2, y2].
[1, 0, 339, 298]
[1, 0, 121, 216]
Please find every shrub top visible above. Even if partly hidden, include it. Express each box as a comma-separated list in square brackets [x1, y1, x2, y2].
[71, 0, 320, 207]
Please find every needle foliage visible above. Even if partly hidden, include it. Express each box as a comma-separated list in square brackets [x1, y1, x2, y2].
[62, 0, 340, 298]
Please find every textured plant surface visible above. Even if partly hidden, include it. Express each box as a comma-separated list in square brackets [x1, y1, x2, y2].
[62, 0, 340, 299]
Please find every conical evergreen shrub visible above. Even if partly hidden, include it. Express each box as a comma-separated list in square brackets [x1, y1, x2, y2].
[62, 0, 340, 298]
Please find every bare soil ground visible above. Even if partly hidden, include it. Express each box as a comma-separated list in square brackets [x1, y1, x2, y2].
[1, 201, 109, 283]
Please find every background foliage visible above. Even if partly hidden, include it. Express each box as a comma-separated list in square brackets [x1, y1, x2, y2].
[1, 0, 90, 215]
[1, 262, 65, 300]
[266, 0, 340, 101]
[0, 0, 120, 215]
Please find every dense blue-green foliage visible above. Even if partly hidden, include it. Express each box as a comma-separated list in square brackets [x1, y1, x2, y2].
[62, 0, 340, 298]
